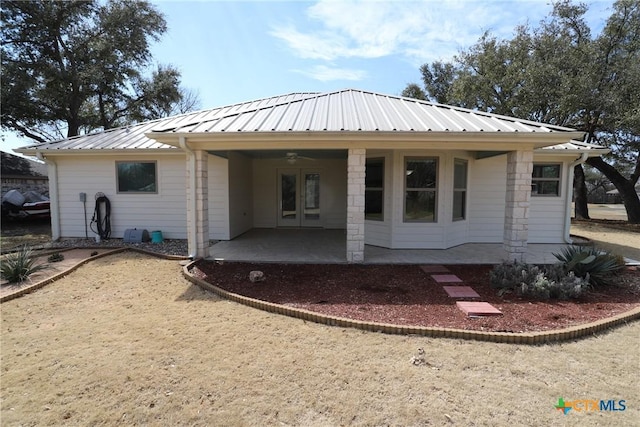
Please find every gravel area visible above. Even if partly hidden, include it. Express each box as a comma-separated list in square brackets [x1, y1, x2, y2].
[49, 238, 192, 257]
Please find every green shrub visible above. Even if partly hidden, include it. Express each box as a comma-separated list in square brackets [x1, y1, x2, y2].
[47, 252, 65, 263]
[490, 261, 589, 300]
[553, 245, 625, 286]
[1, 246, 51, 283]
[490, 261, 542, 292]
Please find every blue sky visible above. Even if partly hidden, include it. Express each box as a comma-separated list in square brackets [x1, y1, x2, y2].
[3, 0, 613, 155]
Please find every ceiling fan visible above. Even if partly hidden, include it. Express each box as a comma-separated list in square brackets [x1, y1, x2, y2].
[282, 152, 315, 164]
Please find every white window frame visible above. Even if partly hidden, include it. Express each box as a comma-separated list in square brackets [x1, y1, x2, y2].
[404, 157, 438, 223]
[453, 159, 468, 221]
[532, 163, 561, 197]
[365, 157, 385, 221]
[116, 161, 158, 194]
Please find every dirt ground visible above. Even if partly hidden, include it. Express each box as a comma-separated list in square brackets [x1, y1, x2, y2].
[1, 252, 638, 426]
[1, 208, 639, 425]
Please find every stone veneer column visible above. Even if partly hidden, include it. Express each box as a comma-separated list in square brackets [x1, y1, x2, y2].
[503, 149, 533, 262]
[346, 148, 366, 263]
[187, 150, 210, 258]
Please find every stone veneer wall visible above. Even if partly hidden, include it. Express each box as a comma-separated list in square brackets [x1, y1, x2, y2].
[346, 148, 365, 263]
[503, 150, 533, 262]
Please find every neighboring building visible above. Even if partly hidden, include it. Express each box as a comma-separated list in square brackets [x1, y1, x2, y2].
[1, 151, 49, 199]
[15, 89, 607, 262]
[605, 186, 640, 204]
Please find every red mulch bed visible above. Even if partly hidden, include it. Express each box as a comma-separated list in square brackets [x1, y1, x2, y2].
[190, 262, 640, 333]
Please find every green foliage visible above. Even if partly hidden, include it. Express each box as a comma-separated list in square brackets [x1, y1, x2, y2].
[1, 246, 50, 283]
[490, 261, 590, 300]
[47, 252, 65, 263]
[0, 0, 199, 142]
[553, 245, 625, 286]
[403, 0, 640, 222]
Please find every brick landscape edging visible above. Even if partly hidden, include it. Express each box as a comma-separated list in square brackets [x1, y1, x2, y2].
[0, 248, 188, 303]
[3, 251, 638, 344]
[182, 261, 640, 345]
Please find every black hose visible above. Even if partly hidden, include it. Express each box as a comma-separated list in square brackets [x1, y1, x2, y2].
[90, 194, 111, 240]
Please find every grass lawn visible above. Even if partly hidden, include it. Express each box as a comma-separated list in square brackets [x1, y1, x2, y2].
[1, 252, 638, 426]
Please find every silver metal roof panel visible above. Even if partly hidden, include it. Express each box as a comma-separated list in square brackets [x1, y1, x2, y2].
[16, 89, 592, 154]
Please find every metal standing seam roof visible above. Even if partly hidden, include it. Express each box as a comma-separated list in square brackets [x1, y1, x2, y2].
[16, 89, 586, 153]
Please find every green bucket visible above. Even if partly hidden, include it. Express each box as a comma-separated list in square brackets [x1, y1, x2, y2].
[151, 230, 163, 244]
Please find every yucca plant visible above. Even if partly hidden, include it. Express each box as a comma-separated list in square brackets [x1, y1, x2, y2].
[1, 246, 51, 283]
[553, 245, 624, 287]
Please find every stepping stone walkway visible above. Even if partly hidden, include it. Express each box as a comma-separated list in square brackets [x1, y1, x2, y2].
[442, 286, 480, 299]
[419, 265, 451, 274]
[420, 268, 502, 317]
[431, 274, 463, 283]
[456, 301, 503, 316]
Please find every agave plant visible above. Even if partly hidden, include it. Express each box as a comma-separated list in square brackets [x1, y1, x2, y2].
[553, 245, 624, 287]
[0, 246, 51, 283]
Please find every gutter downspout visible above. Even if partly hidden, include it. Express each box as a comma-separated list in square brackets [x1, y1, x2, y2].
[36, 152, 61, 241]
[179, 136, 198, 259]
[564, 152, 589, 243]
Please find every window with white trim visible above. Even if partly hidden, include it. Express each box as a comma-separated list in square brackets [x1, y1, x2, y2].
[116, 161, 157, 193]
[531, 163, 561, 196]
[453, 159, 467, 221]
[365, 158, 384, 221]
[404, 158, 437, 222]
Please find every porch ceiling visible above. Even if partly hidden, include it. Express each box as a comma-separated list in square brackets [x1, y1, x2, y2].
[208, 149, 347, 160]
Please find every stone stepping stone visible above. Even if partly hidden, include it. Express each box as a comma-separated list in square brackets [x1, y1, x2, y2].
[420, 265, 450, 273]
[456, 301, 503, 316]
[443, 286, 480, 298]
[430, 274, 462, 283]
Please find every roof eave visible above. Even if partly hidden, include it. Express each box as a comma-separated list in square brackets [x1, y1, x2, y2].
[534, 147, 610, 157]
[146, 130, 586, 151]
[14, 147, 180, 156]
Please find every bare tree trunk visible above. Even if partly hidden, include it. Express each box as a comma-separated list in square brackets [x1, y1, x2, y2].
[586, 156, 640, 224]
[574, 164, 590, 219]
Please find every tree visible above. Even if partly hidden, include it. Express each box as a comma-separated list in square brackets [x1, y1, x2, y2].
[404, 0, 640, 223]
[1, 0, 200, 143]
[1, 152, 36, 176]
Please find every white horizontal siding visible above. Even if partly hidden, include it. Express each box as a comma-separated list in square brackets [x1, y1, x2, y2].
[208, 155, 230, 240]
[228, 152, 253, 238]
[391, 225, 446, 248]
[529, 155, 570, 243]
[365, 221, 390, 247]
[468, 155, 506, 243]
[445, 221, 469, 247]
[55, 155, 187, 239]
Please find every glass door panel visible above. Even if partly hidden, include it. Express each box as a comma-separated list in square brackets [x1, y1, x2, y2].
[302, 172, 320, 226]
[278, 170, 299, 226]
[277, 169, 322, 227]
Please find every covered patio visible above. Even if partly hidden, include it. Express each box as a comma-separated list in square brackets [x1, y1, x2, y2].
[209, 228, 569, 264]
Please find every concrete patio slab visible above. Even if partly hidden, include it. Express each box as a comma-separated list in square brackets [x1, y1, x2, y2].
[208, 229, 571, 264]
[443, 286, 480, 298]
[431, 274, 463, 283]
[456, 301, 503, 316]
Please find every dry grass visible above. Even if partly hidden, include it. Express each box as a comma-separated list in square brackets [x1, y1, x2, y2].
[1, 252, 638, 426]
[571, 222, 640, 262]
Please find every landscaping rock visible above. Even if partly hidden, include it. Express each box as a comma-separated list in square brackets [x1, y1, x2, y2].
[249, 271, 265, 283]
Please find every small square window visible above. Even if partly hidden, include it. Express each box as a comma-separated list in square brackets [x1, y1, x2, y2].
[116, 161, 157, 193]
[531, 164, 561, 196]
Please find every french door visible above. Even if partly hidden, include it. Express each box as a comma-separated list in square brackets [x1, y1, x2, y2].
[277, 169, 321, 227]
